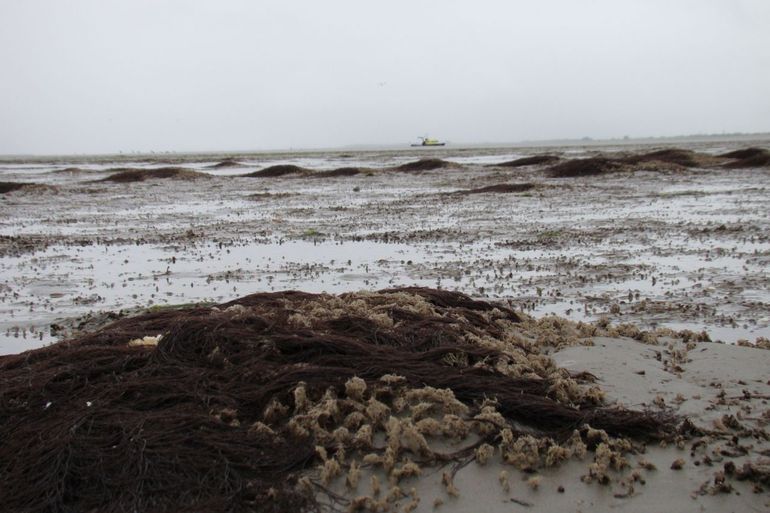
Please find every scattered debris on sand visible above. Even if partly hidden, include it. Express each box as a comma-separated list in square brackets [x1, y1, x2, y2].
[454, 183, 536, 195]
[247, 191, 298, 200]
[100, 167, 208, 183]
[0, 288, 680, 513]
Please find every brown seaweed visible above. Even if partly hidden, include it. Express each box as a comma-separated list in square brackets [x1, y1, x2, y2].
[393, 159, 458, 172]
[0, 288, 679, 513]
[242, 165, 311, 178]
[718, 147, 768, 160]
[0, 181, 33, 194]
[317, 167, 361, 177]
[546, 157, 624, 178]
[493, 155, 560, 168]
[100, 167, 208, 183]
[0, 182, 57, 194]
[621, 149, 699, 167]
[720, 148, 770, 169]
[208, 159, 243, 169]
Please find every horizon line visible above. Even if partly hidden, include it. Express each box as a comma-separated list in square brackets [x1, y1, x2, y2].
[2, 131, 770, 159]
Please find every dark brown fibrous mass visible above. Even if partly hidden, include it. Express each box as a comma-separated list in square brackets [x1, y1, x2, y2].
[547, 157, 624, 177]
[316, 167, 361, 177]
[100, 167, 207, 183]
[619, 148, 700, 167]
[494, 155, 560, 167]
[0, 181, 32, 194]
[0, 288, 678, 513]
[393, 158, 458, 172]
[242, 164, 311, 178]
[719, 147, 770, 168]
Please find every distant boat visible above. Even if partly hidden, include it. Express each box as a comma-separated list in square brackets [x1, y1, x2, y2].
[411, 136, 446, 147]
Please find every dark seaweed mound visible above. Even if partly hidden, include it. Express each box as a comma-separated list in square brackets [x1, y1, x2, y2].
[718, 148, 767, 160]
[621, 149, 699, 167]
[0, 182, 31, 194]
[101, 167, 206, 183]
[0, 182, 56, 194]
[546, 157, 624, 178]
[719, 148, 770, 168]
[243, 165, 310, 178]
[318, 167, 361, 177]
[208, 159, 243, 169]
[394, 159, 457, 172]
[495, 155, 560, 168]
[0, 288, 678, 513]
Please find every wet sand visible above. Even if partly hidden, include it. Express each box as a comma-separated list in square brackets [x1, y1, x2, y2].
[1, 141, 769, 354]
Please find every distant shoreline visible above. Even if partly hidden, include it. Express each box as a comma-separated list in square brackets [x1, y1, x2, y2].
[2, 132, 769, 161]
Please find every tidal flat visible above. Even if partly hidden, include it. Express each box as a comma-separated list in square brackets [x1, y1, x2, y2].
[1, 141, 769, 354]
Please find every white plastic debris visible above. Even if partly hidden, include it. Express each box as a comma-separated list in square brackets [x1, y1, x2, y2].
[127, 334, 163, 347]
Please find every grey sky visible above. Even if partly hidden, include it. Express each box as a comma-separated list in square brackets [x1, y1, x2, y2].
[1, 0, 769, 154]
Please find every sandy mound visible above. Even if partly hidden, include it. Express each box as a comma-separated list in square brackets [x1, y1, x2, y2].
[455, 183, 536, 195]
[393, 159, 459, 172]
[242, 165, 311, 178]
[494, 155, 560, 168]
[0, 288, 677, 513]
[100, 167, 208, 183]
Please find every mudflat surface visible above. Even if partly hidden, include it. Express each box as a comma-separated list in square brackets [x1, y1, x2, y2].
[1, 140, 769, 354]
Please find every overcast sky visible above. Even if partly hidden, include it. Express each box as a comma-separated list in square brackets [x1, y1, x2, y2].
[1, 0, 769, 154]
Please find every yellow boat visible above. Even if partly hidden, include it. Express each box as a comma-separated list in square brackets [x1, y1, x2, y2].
[411, 136, 446, 147]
